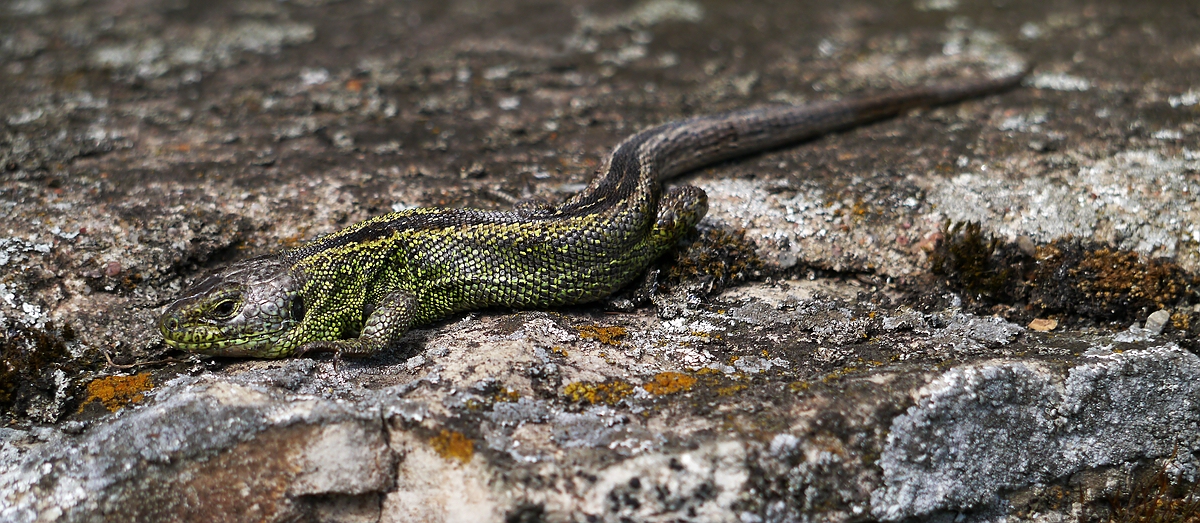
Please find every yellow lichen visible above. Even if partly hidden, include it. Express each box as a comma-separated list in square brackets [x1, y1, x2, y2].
[715, 383, 747, 396]
[81, 372, 153, 412]
[577, 325, 627, 346]
[494, 387, 520, 403]
[563, 380, 633, 405]
[643, 372, 696, 395]
[788, 381, 810, 392]
[820, 366, 861, 383]
[430, 429, 474, 464]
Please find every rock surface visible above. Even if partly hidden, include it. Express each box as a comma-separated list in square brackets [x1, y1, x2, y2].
[2, 0, 1199, 522]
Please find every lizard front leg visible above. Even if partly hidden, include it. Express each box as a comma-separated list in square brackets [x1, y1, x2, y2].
[296, 289, 417, 359]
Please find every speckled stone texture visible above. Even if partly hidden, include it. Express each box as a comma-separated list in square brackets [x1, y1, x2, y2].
[1, 0, 1198, 521]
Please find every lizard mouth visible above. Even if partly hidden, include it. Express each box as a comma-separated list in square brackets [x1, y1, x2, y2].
[159, 318, 292, 358]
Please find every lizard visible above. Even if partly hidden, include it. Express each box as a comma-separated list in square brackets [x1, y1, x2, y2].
[159, 69, 1027, 359]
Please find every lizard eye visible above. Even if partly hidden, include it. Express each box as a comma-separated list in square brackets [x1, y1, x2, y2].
[212, 299, 239, 320]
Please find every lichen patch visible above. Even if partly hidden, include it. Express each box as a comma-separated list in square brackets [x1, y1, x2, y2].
[81, 372, 153, 412]
[643, 372, 696, 395]
[577, 325, 627, 346]
[429, 429, 474, 464]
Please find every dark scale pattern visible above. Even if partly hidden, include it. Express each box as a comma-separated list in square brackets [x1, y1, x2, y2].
[159, 72, 1027, 358]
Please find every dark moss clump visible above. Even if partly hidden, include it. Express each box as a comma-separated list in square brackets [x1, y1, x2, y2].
[930, 221, 1029, 302]
[1107, 463, 1200, 523]
[929, 221, 1198, 324]
[505, 504, 546, 523]
[83, 268, 145, 295]
[659, 225, 766, 296]
[1029, 243, 1198, 321]
[1, 322, 88, 421]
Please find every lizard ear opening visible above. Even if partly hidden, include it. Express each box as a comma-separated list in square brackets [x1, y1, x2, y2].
[290, 295, 306, 322]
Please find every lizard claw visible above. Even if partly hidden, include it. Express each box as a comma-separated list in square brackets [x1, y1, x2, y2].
[294, 341, 342, 371]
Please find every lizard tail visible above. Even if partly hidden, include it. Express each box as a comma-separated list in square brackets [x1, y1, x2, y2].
[640, 66, 1032, 180]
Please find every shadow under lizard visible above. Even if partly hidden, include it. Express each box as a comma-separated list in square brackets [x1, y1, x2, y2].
[159, 70, 1027, 359]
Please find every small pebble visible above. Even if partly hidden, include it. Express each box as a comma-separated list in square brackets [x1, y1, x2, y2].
[1145, 310, 1170, 334]
[1028, 318, 1058, 332]
[459, 162, 486, 179]
[104, 261, 122, 277]
[1016, 236, 1037, 256]
[60, 420, 89, 434]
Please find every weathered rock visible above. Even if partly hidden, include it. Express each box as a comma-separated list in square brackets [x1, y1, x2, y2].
[4, 302, 1199, 521]
[2, 0, 1199, 521]
[2, 369, 394, 522]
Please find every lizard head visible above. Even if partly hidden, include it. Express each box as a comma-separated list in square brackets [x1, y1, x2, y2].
[159, 255, 304, 358]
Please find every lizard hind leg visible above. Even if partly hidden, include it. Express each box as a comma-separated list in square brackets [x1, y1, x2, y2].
[512, 196, 557, 218]
[651, 185, 709, 243]
[295, 289, 417, 360]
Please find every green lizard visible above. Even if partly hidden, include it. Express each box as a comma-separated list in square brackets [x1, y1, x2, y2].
[159, 71, 1026, 358]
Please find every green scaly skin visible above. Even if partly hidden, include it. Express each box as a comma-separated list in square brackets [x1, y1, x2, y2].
[159, 71, 1027, 359]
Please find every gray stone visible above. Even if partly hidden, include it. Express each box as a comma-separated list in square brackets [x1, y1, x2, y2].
[1146, 310, 1172, 334]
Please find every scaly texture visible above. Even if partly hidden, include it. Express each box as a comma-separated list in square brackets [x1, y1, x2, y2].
[159, 72, 1026, 358]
